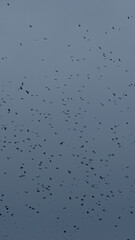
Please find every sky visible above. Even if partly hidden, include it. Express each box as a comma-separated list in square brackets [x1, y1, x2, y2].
[0, 1, 135, 239]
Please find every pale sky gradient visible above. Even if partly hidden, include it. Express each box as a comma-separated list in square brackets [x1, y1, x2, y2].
[0, 1, 135, 240]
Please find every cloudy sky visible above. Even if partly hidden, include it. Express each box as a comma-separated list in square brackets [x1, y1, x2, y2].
[0, 1, 135, 239]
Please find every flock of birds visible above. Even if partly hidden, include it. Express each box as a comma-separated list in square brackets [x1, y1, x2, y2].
[0, 1, 135, 240]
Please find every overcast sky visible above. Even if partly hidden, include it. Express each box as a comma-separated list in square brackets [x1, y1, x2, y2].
[0, 1, 135, 240]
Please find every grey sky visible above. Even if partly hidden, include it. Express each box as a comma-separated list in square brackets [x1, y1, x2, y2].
[0, 1, 135, 240]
